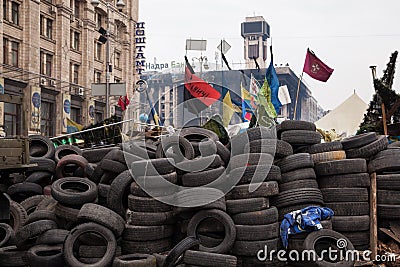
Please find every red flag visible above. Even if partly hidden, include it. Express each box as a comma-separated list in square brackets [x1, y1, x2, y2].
[118, 95, 130, 111]
[303, 49, 334, 82]
[184, 56, 221, 113]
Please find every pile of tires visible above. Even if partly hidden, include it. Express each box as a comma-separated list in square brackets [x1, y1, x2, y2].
[369, 146, 400, 223]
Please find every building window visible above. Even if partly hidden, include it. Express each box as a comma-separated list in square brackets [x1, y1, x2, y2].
[115, 51, 121, 68]
[70, 107, 81, 124]
[3, 38, 8, 64]
[3, 0, 7, 20]
[248, 44, 259, 59]
[71, 64, 79, 84]
[11, 1, 19, 25]
[11, 41, 19, 67]
[95, 42, 102, 60]
[40, 52, 53, 76]
[96, 13, 102, 28]
[46, 19, 53, 39]
[4, 102, 21, 136]
[41, 101, 55, 136]
[71, 31, 80, 50]
[74, 0, 80, 18]
[94, 70, 101, 83]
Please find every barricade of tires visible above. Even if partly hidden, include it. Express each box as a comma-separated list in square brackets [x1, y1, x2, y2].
[0, 124, 380, 267]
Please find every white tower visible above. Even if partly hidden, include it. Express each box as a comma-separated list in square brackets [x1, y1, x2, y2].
[241, 16, 270, 69]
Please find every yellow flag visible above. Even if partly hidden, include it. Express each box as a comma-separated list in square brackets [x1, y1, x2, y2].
[223, 91, 235, 127]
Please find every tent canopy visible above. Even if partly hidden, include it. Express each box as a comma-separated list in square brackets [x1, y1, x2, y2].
[315, 92, 368, 137]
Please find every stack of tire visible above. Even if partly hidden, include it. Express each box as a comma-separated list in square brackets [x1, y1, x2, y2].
[369, 146, 400, 224]
[273, 153, 324, 220]
[124, 157, 179, 255]
[223, 127, 281, 266]
[315, 158, 371, 250]
[278, 120, 321, 152]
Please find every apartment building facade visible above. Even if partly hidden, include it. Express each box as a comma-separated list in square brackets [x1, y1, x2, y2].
[0, 0, 139, 136]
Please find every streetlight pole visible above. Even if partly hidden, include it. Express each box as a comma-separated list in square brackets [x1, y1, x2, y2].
[105, 3, 111, 119]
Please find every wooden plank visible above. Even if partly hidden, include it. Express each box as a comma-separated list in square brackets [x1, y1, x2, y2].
[0, 148, 23, 157]
[0, 140, 24, 148]
[370, 172, 378, 259]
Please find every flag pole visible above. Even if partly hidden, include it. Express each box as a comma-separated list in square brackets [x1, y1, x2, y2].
[293, 72, 304, 120]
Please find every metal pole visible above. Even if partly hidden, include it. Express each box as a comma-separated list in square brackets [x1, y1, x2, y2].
[293, 72, 304, 120]
[105, 3, 111, 119]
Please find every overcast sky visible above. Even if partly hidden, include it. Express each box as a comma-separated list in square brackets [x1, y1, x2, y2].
[140, 0, 400, 110]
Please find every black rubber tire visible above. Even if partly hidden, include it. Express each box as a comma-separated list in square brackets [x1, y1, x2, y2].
[187, 209, 236, 254]
[231, 207, 278, 225]
[325, 202, 369, 216]
[321, 188, 369, 203]
[121, 239, 171, 255]
[377, 174, 400, 190]
[236, 222, 279, 241]
[27, 158, 56, 174]
[99, 171, 118, 185]
[162, 236, 199, 267]
[378, 204, 400, 219]
[36, 197, 58, 212]
[0, 223, 14, 247]
[243, 139, 277, 156]
[82, 147, 118, 163]
[281, 167, 316, 183]
[100, 159, 128, 174]
[55, 154, 92, 179]
[98, 183, 111, 199]
[126, 211, 175, 226]
[25, 210, 59, 226]
[231, 238, 279, 256]
[35, 229, 69, 245]
[107, 170, 133, 219]
[226, 182, 279, 199]
[7, 182, 43, 202]
[54, 145, 82, 163]
[182, 167, 226, 187]
[28, 244, 64, 267]
[20, 195, 49, 215]
[179, 127, 219, 142]
[318, 173, 370, 189]
[308, 141, 343, 154]
[113, 254, 157, 267]
[90, 164, 104, 184]
[191, 139, 217, 157]
[123, 225, 174, 241]
[63, 222, 117, 267]
[377, 190, 400, 205]
[368, 149, 400, 173]
[183, 250, 237, 267]
[229, 153, 274, 170]
[302, 229, 355, 267]
[314, 159, 367, 176]
[332, 215, 370, 232]
[271, 188, 324, 208]
[15, 220, 58, 249]
[280, 120, 316, 132]
[175, 155, 222, 174]
[51, 178, 97, 206]
[103, 149, 127, 164]
[129, 180, 177, 198]
[229, 165, 281, 185]
[341, 132, 377, 150]
[54, 203, 79, 223]
[342, 231, 370, 247]
[346, 135, 388, 159]
[127, 195, 171, 212]
[277, 153, 314, 173]
[156, 136, 195, 161]
[131, 158, 175, 176]
[25, 171, 53, 186]
[0, 246, 28, 266]
[29, 135, 55, 159]
[9, 201, 28, 231]
[281, 130, 321, 145]
[77, 203, 125, 237]
[280, 179, 319, 192]
[216, 141, 230, 166]
[226, 198, 269, 215]
[311, 150, 346, 164]
[135, 172, 178, 187]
